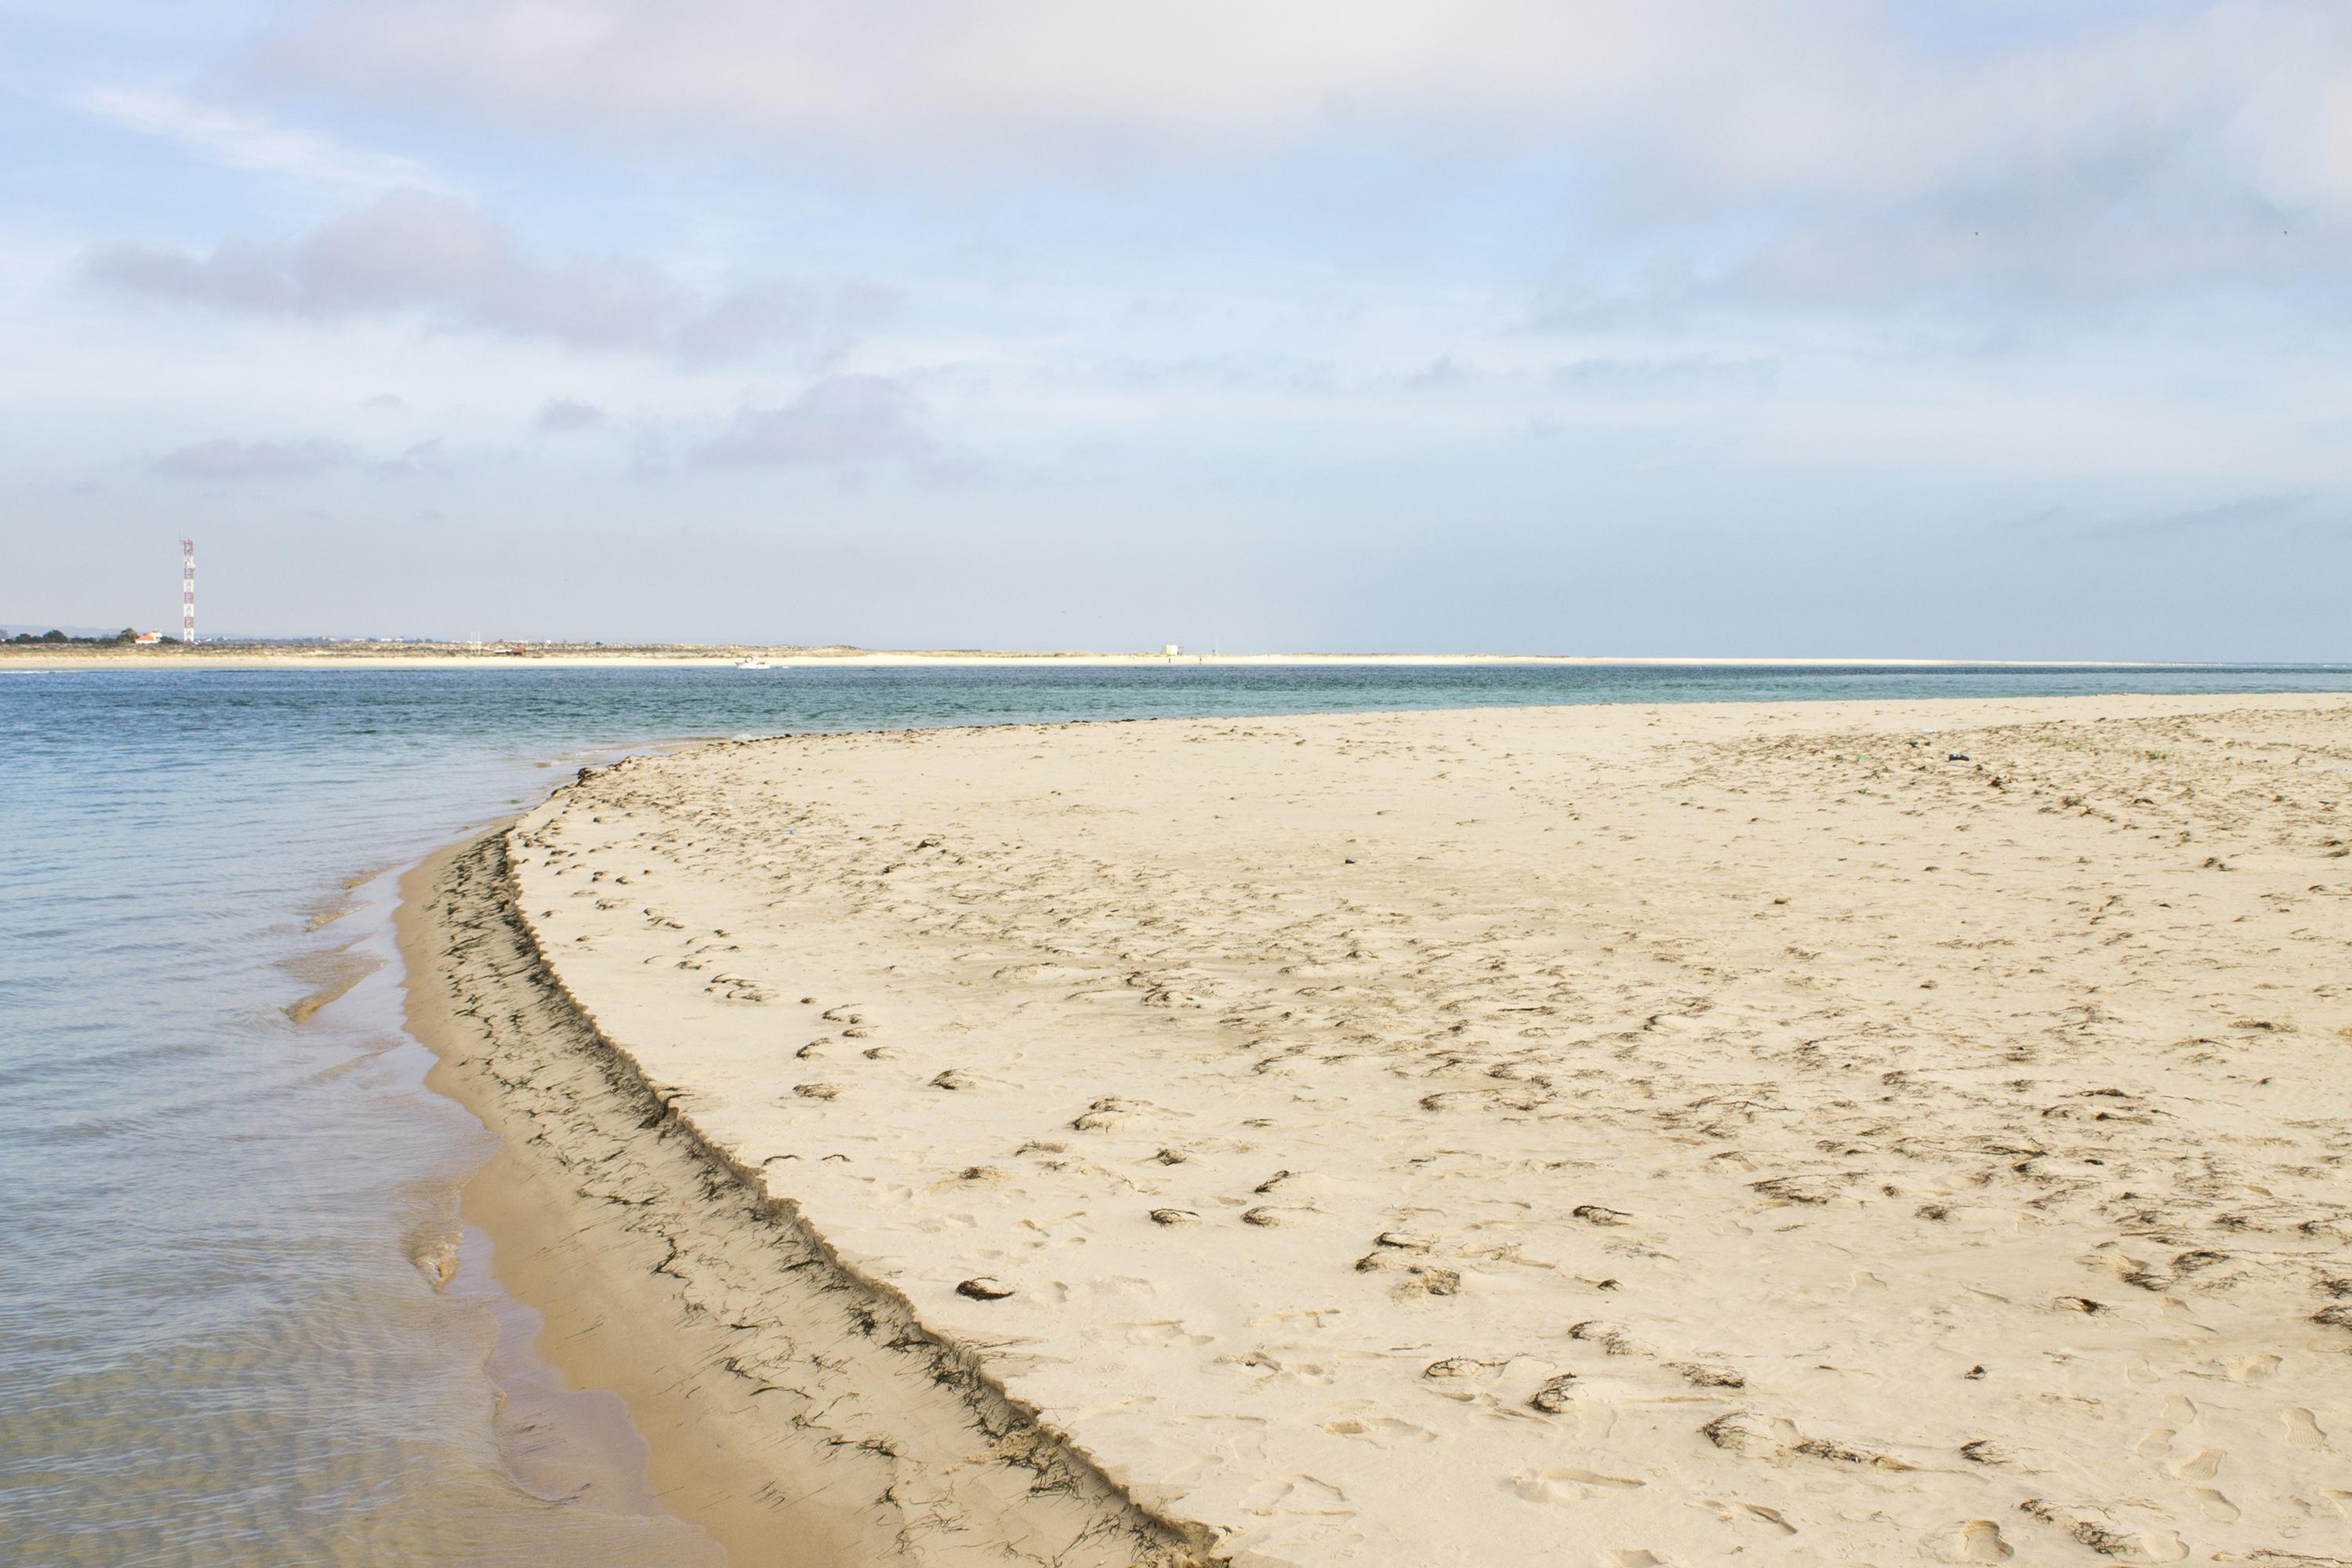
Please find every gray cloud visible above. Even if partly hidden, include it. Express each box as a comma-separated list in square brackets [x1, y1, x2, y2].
[2089, 492, 2312, 540]
[536, 398, 606, 432]
[87, 191, 895, 359]
[1552, 355, 1777, 392]
[696, 375, 934, 467]
[151, 437, 360, 479]
[1396, 354, 1777, 396]
[376, 437, 445, 476]
[1055, 353, 1336, 396]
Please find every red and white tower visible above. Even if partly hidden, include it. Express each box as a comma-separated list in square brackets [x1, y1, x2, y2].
[181, 539, 196, 644]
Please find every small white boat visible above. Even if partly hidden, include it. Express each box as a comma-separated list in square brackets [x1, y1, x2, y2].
[735, 657, 772, 670]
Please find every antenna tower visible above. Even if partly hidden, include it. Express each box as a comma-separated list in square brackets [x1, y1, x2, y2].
[181, 539, 196, 644]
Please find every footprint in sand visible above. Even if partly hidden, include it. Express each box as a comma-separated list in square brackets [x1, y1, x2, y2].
[1925, 1519, 2014, 1563]
[2284, 1407, 2325, 1446]
[1319, 1414, 1436, 1446]
[1242, 1474, 1353, 1519]
[2166, 1447, 2220, 1482]
[1508, 1466, 1644, 1504]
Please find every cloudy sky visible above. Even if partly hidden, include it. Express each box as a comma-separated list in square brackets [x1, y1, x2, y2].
[3, 1, 2347, 655]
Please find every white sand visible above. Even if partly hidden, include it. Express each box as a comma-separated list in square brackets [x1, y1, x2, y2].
[499, 695, 2352, 1566]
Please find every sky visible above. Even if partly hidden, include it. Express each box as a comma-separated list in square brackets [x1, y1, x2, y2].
[2, 1, 2347, 657]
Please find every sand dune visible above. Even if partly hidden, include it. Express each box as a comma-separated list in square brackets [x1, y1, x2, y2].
[488, 694, 2352, 1566]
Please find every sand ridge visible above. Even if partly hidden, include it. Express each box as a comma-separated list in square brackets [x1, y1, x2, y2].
[502, 694, 2352, 1566]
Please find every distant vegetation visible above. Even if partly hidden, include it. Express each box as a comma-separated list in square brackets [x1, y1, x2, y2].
[5, 627, 142, 645]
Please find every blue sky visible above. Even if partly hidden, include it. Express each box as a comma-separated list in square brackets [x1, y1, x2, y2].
[2, 0, 2347, 655]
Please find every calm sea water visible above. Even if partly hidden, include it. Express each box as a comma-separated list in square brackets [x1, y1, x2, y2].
[5, 662, 2349, 1565]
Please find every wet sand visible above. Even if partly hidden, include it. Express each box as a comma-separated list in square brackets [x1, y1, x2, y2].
[397, 841, 1209, 1568]
[415, 694, 2352, 1565]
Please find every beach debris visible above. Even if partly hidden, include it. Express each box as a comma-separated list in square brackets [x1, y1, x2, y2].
[956, 1276, 1014, 1301]
[1702, 1411, 1912, 1470]
[2014, 1498, 2160, 1559]
[1571, 1203, 1631, 1226]
[792, 1082, 841, 1100]
[1424, 1356, 1485, 1380]
[1149, 1207, 1199, 1225]
[1071, 1096, 1137, 1131]
[1529, 1374, 1578, 1414]
[1748, 1174, 1838, 1206]
[930, 1068, 975, 1090]
[1947, 753, 1970, 762]
[1392, 1265, 1461, 1299]
[1569, 1320, 1650, 1356]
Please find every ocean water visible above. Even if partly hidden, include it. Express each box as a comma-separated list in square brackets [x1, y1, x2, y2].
[5, 661, 2349, 1565]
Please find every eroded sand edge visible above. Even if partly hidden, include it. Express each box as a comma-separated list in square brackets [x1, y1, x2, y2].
[399, 836, 1218, 1568]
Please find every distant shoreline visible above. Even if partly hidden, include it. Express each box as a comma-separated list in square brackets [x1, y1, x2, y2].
[0, 644, 2228, 671]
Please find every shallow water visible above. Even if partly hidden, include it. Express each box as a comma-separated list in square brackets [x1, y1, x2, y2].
[4, 662, 2347, 1563]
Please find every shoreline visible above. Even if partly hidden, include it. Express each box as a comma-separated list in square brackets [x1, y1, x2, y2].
[5, 649, 2234, 671]
[396, 833, 1216, 1568]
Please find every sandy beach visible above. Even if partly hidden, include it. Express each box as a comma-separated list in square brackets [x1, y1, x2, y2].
[406, 693, 2352, 1566]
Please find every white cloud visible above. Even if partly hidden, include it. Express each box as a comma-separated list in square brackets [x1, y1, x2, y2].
[252, 1, 2352, 214]
[76, 86, 445, 194]
[84, 191, 895, 358]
